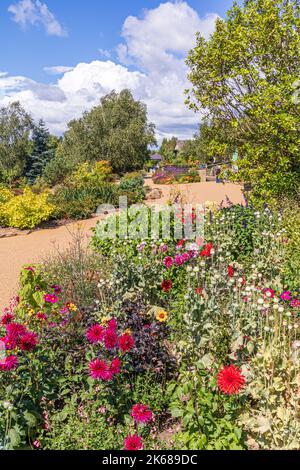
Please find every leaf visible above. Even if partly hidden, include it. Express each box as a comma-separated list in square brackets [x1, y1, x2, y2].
[8, 428, 21, 448]
[23, 411, 37, 428]
[256, 416, 271, 434]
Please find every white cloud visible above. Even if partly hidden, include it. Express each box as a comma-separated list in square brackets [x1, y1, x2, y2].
[44, 66, 74, 75]
[8, 0, 67, 37]
[2, 1, 218, 138]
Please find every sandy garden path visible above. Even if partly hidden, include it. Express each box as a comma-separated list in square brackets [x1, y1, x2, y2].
[0, 181, 243, 311]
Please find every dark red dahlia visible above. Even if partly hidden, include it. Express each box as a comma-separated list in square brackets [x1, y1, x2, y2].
[1, 313, 15, 325]
[131, 404, 153, 424]
[161, 280, 172, 292]
[89, 358, 113, 381]
[110, 357, 121, 375]
[19, 332, 38, 351]
[119, 333, 135, 353]
[217, 365, 245, 395]
[228, 265, 234, 277]
[6, 322, 27, 338]
[86, 324, 104, 344]
[107, 318, 118, 331]
[103, 329, 118, 350]
[0, 355, 18, 371]
[124, 434, 143, 451]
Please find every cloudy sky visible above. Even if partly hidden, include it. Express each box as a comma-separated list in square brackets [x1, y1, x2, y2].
[0, 0, 232, 139]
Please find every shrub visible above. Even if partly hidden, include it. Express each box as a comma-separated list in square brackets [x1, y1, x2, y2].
[0, 188, 55, 229]
[119, 172, 145, 204]
[51, 182, 119, 220]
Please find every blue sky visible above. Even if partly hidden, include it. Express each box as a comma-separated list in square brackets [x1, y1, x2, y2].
[0, 0, 234, 138]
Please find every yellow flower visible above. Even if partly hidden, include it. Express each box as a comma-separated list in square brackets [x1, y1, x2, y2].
[67, 303, 78, 312]
[156, 310, 168, 323]
[124, 328, 132, 335]
[28, 309, 35, 317]
[101, 317, 110, 326]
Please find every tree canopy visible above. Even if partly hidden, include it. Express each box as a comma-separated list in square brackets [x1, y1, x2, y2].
[60, 89, 156, 174]
[186, 0, 300, 202]
[0, 102, 33, 183]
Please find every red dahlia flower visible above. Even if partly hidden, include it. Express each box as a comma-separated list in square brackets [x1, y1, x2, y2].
[19, 332, 38, 351]
[124, 434, 143, 451]
[107, 318, 118, 331]
[89, 359, 113, 381]
[0, 355, 18, 371]
[131, 404, 153, 424]
[228, 265, 234, 277]
[163, 256, 173, 269]
[110, 357, 121, 375]
[217, 365, 245, 395]
[86, 324, 104, 344]
[119, 333, 135, 353]
[103, 329, 118, 350]
[200, 242, 214, 257]
[161, 280, 172, 292]
[1, 313, 15, 325]
[6, 322, 27, 338]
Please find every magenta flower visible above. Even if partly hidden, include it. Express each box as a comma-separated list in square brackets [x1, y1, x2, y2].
[175, 254, 185, 266]
[124, 434, 143, 451]
[110, 357, 121, 375]
[86, 324, 104, 344]
[103, 329, 118, 350]
[89, 359, 113, 381]
[280, 291, 292, 301]
[131, 404, 153, 424]
[163, 256, 173, 269]
[291, 299, 300, 308]
[44, 294, 58, 304]
[19, 332, 38, 351]
[0, 355, 18, 371]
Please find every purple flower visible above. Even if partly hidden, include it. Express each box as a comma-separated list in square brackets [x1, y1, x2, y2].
[51, 284, 62, 294]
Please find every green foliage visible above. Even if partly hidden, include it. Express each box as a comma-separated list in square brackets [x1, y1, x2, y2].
[25, 120, 57, 184]
[119, 172, 145, 204]
[169, 365, 246, 450]
[60, 89, 156, 175]
[159, 137, 177, 160]
[186, 0, 300, 202]
[51, 182, 119, 220]
[0, 188, 55, 229]
[0, 102, 33, 183]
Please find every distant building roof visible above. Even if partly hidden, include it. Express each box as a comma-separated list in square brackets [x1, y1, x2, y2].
[151, 153, 163, 161]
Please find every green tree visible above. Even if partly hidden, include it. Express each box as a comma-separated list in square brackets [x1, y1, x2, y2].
[159, 137, 177, 160]
[0, 102, 33, 184]
[60, 89, 156, 175]
[25, 120, 57, 183]
[186, 0, 300, 202]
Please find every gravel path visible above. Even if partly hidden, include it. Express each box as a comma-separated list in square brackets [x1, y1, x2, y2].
[0, 181, 243, 310]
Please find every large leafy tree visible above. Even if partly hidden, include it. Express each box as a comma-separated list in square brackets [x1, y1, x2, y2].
[186, 0, 300, 202]
[60, 89, 156, 174]
[0, 102, 33, 183]
[25, 120, 57, 183]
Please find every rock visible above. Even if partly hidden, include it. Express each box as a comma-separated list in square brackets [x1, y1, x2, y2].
[0, 228, 32, 238]
[146, 188, 163, 200]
